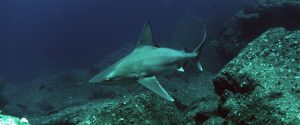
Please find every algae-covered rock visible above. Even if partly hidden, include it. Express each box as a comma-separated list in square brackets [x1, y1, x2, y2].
[0, 113, 30, 125]
[29, 93, 186, 125]
[217, 0, 300, 60]
[202, 116, 225, 125]
[214, 27, 300, 124]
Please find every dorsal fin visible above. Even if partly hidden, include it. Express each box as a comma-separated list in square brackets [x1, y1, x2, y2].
[137, 21, 158, 48]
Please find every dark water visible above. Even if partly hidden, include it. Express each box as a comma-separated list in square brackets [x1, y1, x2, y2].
[0, 0, 248, 83]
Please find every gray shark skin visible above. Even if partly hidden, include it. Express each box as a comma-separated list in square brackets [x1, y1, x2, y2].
[89, 21, 206, 101]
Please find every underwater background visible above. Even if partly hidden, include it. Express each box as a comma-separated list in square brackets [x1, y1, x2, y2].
[0, 0, 247, 83]
[0, 0, 299, 125]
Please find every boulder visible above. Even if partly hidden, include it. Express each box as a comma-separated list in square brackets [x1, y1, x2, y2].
[217, 0, 300, 60]
[29, 93, 186, 125]
[214, 27, 300, 124]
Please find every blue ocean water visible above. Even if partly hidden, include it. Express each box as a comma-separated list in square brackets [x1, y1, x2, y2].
[0, 0, 248, 83]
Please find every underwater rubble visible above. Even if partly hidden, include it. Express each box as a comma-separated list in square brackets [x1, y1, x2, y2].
[28, 93, 186, 125]
[0, 70, 218, 125]
[0, 57, 218, 125]
[0, 112, 29, 125]
[214, 27, 300, 124]
[217, 0, 300, 60]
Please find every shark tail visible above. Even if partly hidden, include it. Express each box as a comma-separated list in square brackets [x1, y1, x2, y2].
[192, 23, 207, 55]
[192, 23, 206, 72]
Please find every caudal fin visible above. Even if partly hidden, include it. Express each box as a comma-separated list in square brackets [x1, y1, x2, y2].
[189, 23, 206, 72]
[193, 23, 207, 55]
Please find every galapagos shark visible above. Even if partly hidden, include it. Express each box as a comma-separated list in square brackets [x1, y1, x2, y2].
[89, 21, 206, 101]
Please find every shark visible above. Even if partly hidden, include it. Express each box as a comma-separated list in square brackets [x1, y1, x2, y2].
[89, 21, 206, 101]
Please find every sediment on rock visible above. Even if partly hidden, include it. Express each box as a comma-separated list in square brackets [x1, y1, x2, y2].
[214, 27, 300, 124]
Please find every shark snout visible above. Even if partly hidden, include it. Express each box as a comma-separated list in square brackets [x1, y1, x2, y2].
[88, 78, 101, 83]
[89, 75, 107, 83]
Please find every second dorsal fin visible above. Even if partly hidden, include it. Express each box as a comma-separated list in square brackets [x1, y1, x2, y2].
[137, 21, 158, 48]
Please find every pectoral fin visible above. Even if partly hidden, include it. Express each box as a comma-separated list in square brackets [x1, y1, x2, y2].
[197, 62, 203, 72]
[177, 67, 184, 72]
[138, 76, 174, 101]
